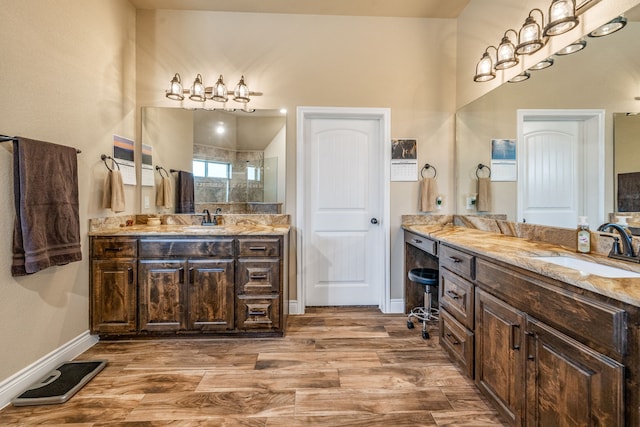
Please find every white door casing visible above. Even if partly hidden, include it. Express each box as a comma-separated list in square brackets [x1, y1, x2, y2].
[296, 107, 391, 314]
[517, 110, 604, 229]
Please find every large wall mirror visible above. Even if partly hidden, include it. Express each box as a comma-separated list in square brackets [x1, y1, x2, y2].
[455, 4, 640, 228]
[141, 107, 286, 214]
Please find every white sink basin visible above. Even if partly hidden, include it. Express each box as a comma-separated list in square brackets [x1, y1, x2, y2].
[532, 256, 640, 278]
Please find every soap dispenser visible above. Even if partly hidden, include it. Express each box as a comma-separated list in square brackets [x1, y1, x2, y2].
[576, 216, 591, 254]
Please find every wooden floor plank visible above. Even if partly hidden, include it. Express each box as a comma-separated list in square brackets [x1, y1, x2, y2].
[0, 307, 508, 426]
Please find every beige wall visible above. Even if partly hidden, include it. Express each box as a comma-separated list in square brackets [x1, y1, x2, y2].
[0, 0, 136, 383]
[136, 10, 458, 301]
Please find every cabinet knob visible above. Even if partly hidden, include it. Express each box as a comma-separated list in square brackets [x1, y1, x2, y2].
[370, 218, 379, 225]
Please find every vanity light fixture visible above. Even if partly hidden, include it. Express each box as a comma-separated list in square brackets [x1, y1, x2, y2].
[166, 73, 184, 101]
[165, 73, 261, 109]
[508, 71, 531, 83]
[529, 57, 554, 70]
[555, 39, 587, 55]
[544, 0, 579, 37]
[473, 46, 498, 82]
[516, 8, 546, 55]
[189, 74, 206, 102]
[588, 16, 627, 38]
[495, 30, 519, 70]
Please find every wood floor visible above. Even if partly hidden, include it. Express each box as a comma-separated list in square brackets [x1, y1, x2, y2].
[0, 307, 508, 426]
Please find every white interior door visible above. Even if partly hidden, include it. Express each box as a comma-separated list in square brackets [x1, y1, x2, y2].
[517, 110, 605, 229]
[298, 108, 388, 309]
[520, 120, 581, 228]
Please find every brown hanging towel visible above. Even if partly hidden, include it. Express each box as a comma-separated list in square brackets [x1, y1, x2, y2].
[12, 137, 82, 276]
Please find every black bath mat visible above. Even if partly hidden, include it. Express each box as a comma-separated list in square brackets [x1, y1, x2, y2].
[12, 360, 107, 406]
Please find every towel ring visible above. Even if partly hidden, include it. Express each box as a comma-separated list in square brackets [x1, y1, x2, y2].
[155, 165, 169, 178]
[421, 163, 437, 179]
[476, 163, 491, 178]
[101, 154, 120, 171]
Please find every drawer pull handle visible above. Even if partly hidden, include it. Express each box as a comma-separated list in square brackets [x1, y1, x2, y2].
[411, 239, 423, 244]
[249, 246, 267, 251]
[249, 310, 266, 316]
[105, 247, 124, 252]
[445, 333, 460, 345]
[449, 256, 462, 263]
[446, 290, 461, 300]
[250, 274, 268, 280]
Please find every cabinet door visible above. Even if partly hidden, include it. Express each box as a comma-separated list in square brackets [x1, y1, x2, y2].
[138, 259, 187, 332]
[475, 289, 526, 426]
[188, 259, 235, 331]
[91, 260, 137, 335]
[525, 317, 624, 427]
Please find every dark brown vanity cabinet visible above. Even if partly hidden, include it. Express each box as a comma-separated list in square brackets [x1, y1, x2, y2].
[475, 258, 627, 427]
[137, 238, 235, 334]
[90, 234, 286, 337]
[236, 238, 282, 331]
[90, 238, 137, 335]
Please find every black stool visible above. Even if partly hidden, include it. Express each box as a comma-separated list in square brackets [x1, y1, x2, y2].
[406, 268, 439, 339]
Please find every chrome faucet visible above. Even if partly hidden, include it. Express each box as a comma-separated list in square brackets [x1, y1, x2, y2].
[597, 222, 639, 262]
[202, 209, 212, 225]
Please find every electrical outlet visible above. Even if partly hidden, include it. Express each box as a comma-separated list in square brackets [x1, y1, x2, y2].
[144, 195, 150, 209]
[466, 195, 476, 210]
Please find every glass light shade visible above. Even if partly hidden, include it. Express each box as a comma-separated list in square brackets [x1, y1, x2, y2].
[233, 76, 251, 103]
[473, 52, 495, 82]
[588, 16, 627, 38]
[166, 73, 184, 101]
[212, 75, 228, 102]
[529, 57, 554, 70]
[189, 74, 206, 102]
[555, 39, 586, 55]
[544, 0, 578, 37]
[495, 35, 518, 70]
[508, 71, 531, 83]
[516, 15, 545, 55]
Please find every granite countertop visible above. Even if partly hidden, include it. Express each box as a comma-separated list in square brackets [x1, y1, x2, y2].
[89, 223, 290, 237]
[404, 224, 640, 308]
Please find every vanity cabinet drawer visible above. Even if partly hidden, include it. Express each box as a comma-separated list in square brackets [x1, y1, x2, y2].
[139, 238, 234, 258]
[476, 259, 627, 358]
[440, 268, 475, 330]
[440, 309, 474, 379]
[440, 245, 475, 280]
[237, 238, 281, 257]
[404, 231, 437, 257]
[236, 294, 280, 331]
[237, 259, 280, 294]
[92, 238, 137, 259]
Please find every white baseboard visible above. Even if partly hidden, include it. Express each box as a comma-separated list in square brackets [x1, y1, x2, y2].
[388, 299, 405, 314]
[289, 300, 301, 315]
[0, 331, 98, 409]
[289, 299, 405, 315]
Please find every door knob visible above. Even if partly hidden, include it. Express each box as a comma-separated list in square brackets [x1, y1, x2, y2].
[370, 218, 379, 225]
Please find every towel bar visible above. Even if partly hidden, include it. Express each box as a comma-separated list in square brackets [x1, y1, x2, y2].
[1, 135, 81, 154]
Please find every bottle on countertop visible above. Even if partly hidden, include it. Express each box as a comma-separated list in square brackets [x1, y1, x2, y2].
[577, 216, 591, 254]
